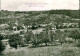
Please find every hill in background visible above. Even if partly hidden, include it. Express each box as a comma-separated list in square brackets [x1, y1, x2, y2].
[0, 10, 79, 25]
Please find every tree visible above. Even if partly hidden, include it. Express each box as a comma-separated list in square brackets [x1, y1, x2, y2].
[31, 34, 41, 46]
[42, 31, 51, 46]
[19, 35, 26, 47]
[0, 34, 3, 40]
[55, 30, 62, 39]
[70, 30, 80, 41]
[25, 31, 33, 44]
[25, 31, 43, 46]
[9, 34, 25, 49]
[0, 41, 6, 55]
[45, 25, 52, 30]
[55, 30, 65, 45]
[0, 34, 6, 55]
[30, 31, 51, 46]
[78, 21, 80, 28]
[31, 23, 38, 30]
[49, 30, 55, 43]
[38, 32, 45, 44]
[59, 33, 66, 45]
[69, 30, 80, 47]
[9, 34, 18, 49]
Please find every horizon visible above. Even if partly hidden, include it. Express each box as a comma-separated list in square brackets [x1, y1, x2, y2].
[1, 9, 79, 12]
[1, 0, 79, 11]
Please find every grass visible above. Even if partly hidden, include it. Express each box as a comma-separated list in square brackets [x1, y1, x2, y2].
[2, 43, 80, 56]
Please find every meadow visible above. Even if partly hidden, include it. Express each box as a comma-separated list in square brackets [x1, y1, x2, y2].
[3, 43, 80, 56]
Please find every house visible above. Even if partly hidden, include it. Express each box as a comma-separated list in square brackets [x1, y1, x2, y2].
[21, 24, 27, 33]
[40, 24, 47, 27]
[63, 23, 79, 28]
[71, 19, 80, 21]
[13, 26, 17, 31]
[63, 23, 69, 27]
[52, 25, 56, 30]
[69, 23, 78, 27]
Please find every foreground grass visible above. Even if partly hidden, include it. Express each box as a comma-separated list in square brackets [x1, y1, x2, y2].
[3, 43, 80, 56]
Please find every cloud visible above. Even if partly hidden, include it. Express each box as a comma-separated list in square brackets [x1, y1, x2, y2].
[1, 0, 79, 11]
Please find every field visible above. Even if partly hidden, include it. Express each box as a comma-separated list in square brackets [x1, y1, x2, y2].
[2, 43, 80, 56]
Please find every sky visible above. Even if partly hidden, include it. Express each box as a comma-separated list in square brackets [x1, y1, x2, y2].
[1, 0, 79, 11]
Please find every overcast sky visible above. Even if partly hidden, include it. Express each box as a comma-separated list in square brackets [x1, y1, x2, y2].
[1, 0, 79, 11]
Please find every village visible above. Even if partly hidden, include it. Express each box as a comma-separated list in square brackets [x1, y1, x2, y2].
[0, 10, 80, 56]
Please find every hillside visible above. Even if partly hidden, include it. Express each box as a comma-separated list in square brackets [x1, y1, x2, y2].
[0, 10, 79, 25]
